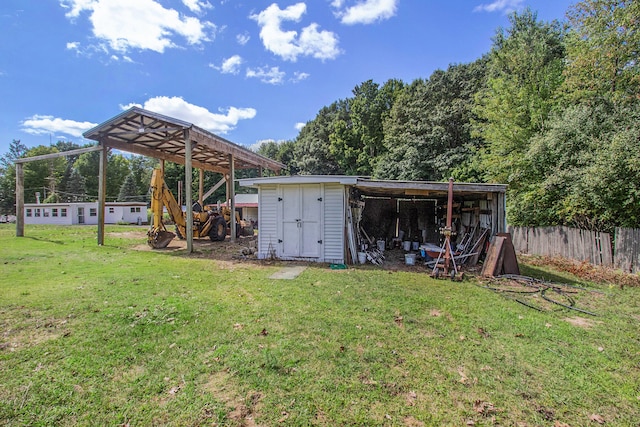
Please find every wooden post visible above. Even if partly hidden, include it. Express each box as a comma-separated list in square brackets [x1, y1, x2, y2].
[15, 163, 24, 237]
[185, 130, 193, 254]
[97, 144, 107, 245]
[229, 154, 236, 243]
[199, 169, 204, 208]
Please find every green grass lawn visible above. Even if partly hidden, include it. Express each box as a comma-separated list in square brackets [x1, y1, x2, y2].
[1, 224, 639, 426]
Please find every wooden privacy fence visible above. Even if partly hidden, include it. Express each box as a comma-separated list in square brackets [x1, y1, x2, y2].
[508, 226, 613, 267]
[614, 228, 640, 274]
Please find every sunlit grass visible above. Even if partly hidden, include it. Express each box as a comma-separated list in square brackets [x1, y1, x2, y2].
[1, 224, 639, 426]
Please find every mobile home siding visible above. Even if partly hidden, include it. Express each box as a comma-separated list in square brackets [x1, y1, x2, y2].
[257, 185, 278, 259]
[322, 184, 345, 264]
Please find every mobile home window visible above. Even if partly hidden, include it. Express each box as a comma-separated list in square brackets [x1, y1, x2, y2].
[89, 208, 97, 217]
[34, 209, 41, 217]
[52, 208, 58, 217]
[130, 207, 142, 213]
[26, 209, 32, 217]
[61, 208, 67, 217]
[108, 207, 115, 214]
[43, 209, 49, 217]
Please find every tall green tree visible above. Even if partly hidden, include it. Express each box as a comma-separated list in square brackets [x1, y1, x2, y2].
[22, 146, 66, 203]
[376, 60, 486, 181]
[294, 103, 343, 174]
[563, 0, 640, 105]
[73, 151, 131, 201]
[117, 174, 139, 202]
[474, 8, 566, 186]
[64, 168, 87, 202]
[0, 140, 27, 214]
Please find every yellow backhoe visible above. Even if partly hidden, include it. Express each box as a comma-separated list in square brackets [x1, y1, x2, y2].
[147, 168, 239, 249]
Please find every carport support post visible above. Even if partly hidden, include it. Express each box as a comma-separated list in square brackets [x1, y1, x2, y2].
[229, 154, 236, 243]
[185, 130, 193, 254]
[198, 169, 204, 208]
[97, 144, 107, 245]
[15, 163, 24, 237]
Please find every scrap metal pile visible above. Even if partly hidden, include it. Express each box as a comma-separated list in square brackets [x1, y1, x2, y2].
[479, 274, 602, 316]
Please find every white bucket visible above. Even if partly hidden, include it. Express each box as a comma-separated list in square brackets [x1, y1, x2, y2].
[405, 253, 416, 265]
[412, 241, 419, 250]
[377, 240, 385, 252]
[358, 252, 367, 264]
[403, 241, 411, 251]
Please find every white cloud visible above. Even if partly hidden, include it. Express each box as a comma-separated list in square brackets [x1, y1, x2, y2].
[220, 55, 243, 74]
[473, 0, 524, 14]
[60, 0, 217, 53]
[121, 96, 256, 134]
[66, 41, 80, 51]
[294, 122, 306, 131]
[21, 115, 97, 137]
[246, 66, 286, 85]
[182, 0, 212, 14]
[292, 71, 310, 82]
[335, 0, 398, 25]
[236, 32, 250, 45]
[250, 3, 340, 62]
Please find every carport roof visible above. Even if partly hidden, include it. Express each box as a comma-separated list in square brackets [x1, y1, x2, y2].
[83, 107, 285, 174]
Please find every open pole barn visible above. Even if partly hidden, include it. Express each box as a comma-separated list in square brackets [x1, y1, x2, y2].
[15, 107, 285, 252]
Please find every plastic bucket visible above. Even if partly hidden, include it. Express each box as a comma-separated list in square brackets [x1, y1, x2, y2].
[358, 252, 367, 264]
[405, 253, 416, 265]
[403, 241, 411, 251]
[412, 241, 419, 250]
[377, 240, 385, 252]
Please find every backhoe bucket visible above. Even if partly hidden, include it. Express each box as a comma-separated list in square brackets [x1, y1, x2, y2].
[148, 230, 176, 249]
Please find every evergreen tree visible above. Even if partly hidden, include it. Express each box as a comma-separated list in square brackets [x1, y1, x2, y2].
[117, 174, 139, 202]
[64, 168, 87, 202]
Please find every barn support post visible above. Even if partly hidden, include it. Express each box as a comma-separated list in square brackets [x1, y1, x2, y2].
[185, 130, 193, 254]
[15, 163, 24, 237]
[199, 169, 204, 208]
[229, 153, 236, 243]
[97, 144, 107, 245]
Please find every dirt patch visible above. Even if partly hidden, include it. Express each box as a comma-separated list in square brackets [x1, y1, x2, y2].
[202, 369, 263, 426]
[563, 316, 601, 329]
[0, 307, 70, 352]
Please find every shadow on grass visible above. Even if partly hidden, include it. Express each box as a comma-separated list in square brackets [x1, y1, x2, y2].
[518, 263, 582, 285]
[24, 236, 65, 245]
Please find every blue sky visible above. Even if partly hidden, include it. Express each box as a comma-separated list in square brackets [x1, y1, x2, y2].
[0, 0, 574, 155]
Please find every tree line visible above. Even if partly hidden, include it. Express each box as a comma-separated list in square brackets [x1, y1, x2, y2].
[257, 0, 639, 232]
[1, 1, 638, 232]
[0, 140, 258, 214]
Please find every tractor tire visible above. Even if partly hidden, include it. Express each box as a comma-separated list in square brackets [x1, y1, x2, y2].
[209, 216, 227, 241]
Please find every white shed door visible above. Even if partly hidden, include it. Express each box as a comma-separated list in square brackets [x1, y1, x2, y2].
[281, 184, 321, 258]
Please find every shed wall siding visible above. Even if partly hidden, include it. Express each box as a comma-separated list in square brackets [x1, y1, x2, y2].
[257, 185, 278, 259]
[322, 184, 345, 263]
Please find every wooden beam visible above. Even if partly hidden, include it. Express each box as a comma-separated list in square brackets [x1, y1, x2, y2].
[229, 154, 236, 243]
[185, 130, 193, 254]
[14, 145, 104, 164]
[100, 137, 229, 174]
[97, 144, 107, 245]
[202, 175, 227, 203]
[199, 169, 204, 208]
[190, 129, 284, 172]
[15, 163, 24, 237]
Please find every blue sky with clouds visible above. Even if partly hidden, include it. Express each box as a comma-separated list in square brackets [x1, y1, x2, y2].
[0, 0, 574, 155]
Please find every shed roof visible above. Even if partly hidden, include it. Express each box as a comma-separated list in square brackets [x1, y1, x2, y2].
[238, 175, 507, 199]
[83, 107, 285, 174]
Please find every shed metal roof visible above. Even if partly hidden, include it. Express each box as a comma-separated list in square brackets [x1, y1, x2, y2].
[83, 107, 285, 174]
[238, 175, 507, 199]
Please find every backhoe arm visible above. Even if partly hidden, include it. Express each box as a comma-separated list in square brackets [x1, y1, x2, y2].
[148, 168, 185, 248]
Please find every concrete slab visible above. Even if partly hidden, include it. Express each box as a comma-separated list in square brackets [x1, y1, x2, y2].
[269, 266, 307, 280]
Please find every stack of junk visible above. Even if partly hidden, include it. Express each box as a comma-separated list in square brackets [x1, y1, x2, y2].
[345, 178, 503, 277]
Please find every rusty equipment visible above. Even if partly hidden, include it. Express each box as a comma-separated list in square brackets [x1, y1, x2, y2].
[431, 178, 462, 280]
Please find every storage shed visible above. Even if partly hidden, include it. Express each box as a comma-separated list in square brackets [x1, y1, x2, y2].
[238, 175, 507, 265]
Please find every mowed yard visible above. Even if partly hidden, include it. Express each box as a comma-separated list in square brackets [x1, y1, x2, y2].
[0, 225, 639, 426]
